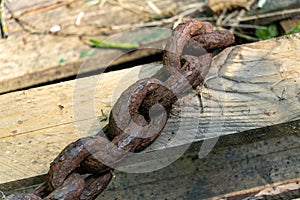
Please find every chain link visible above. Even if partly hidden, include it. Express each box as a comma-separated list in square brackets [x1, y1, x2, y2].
[7, 19, 234, 200]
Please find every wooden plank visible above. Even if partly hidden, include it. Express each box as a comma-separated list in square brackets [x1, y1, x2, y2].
[2, 120, 300, 199]
[99, 124, 300, 199]
[98, 120, 300, 199]
[0, 0, 203, 94]
[280, 18, 300, 33]
[0, 33, 299, 188]
[0, 29, 166, 93]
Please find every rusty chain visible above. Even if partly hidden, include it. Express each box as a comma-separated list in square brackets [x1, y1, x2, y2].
[7, 19, 234, 200]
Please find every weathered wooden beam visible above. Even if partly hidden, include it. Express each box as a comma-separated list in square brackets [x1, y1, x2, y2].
[0, 0, 203, 94]
[0, 33, 299, 193]
[2, 120, 300, 199]
[98, 121, 300, 199]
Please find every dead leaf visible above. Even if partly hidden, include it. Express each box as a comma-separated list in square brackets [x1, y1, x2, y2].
[208, 0, 251, 13]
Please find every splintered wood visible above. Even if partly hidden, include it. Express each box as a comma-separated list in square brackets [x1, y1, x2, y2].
[213, 178, 300, 199]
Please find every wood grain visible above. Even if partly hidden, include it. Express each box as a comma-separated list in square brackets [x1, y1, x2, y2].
[98, 123, 300, 199]
[0, 33, 299, 188]
[0, 0, 203, 94]
[3, 120, 300, 199]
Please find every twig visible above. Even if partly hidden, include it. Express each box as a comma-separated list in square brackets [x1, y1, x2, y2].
[216, 8, 227, 26]
[3, 0, 45, 34]
[13, 0, 82, 17]
[144, 0, 162, 15]
[110, 5, 210, 31]
[220, 23, 267, 29]
[239, 8, 300, 22]
[229, 9, 246, 33]
[110, 0, 153, 17]
[233, 31, 259, 41]
[222, 10, 239, 25]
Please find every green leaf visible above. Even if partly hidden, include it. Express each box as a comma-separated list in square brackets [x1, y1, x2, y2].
[89, 39, 139, 49]
[255, 24, 278, 40]
[268, 24, 279, 37]
[255, 28, 270, 40]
